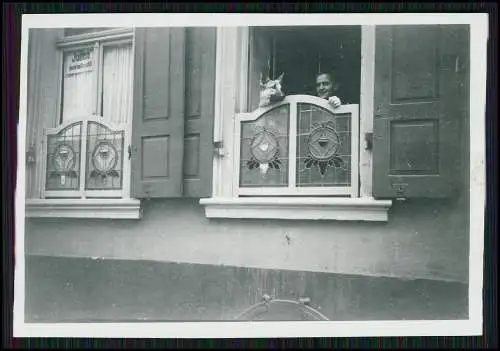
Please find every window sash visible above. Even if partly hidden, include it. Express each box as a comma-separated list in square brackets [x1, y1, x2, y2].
[60, 43, 101, 123]
[234, 95, 359, 197]
[49, 33, 134, 200]
[42, 117, 128, 199]
[58, 36, 134, 125]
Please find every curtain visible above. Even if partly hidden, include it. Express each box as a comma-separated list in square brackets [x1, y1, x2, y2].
[102, 43, 133, 125]
[61, 47, 96, 122]
[61, 43, 133, 125]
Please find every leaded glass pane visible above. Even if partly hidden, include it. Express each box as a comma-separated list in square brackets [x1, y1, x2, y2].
[85, 122, 124, 190]
[45, 122, 82, 190]
[240, 104, 290, 188]
[296, 103, 351, 187]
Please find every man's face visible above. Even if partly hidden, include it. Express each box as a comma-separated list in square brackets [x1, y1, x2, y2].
[316, 74, 333, 99]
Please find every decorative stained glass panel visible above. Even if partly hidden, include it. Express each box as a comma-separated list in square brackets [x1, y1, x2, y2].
[296, 103, 351, 187]
[85, 122, 124, 190]
[45, 122, 82, 190]
[240, 104, 289, 187]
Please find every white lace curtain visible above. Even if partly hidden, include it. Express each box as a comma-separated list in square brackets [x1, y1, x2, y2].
[102, 44, 133, 125]
[61, 43, 133, 126]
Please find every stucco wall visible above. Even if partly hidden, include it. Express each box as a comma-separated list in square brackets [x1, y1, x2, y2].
[24, 194, 469, 283]
[25, 255, 468, 322]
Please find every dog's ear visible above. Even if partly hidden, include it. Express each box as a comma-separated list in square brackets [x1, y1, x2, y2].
[260, 72, 270, 86]
[276, 72, 285, 83]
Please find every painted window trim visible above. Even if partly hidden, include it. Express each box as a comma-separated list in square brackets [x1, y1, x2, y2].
[25, 198, 142, 219]
[200, 197, 392, 222]
[57, 28, 134, 48]
[200, 26, 392, 222]
[26, 28, 139, 220]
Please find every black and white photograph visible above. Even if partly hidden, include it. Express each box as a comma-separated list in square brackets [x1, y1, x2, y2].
[14, 13, 488, 338]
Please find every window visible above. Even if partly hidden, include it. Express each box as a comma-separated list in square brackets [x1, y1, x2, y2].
[26, 28, 140, 219]
[234, 27, 362, 201]
[43, 120, 126, 198]
[200, 25, 469, 222]
[60, 41, 133, 124]
[26, 27, 218, 219]
[235, 96, 359, 197]
[42, 29, 133, 200]
[247, 26, 362, 112]
[240, 27, 364, 206]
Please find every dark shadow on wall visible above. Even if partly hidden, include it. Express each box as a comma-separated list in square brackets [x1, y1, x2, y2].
[25, 255, 468, 323]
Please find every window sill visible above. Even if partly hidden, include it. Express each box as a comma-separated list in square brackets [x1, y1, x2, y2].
[25, 198, 142, 219]
[199, 197, 392, 222]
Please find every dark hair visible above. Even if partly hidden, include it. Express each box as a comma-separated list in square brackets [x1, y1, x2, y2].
[316, 70, 337, 82]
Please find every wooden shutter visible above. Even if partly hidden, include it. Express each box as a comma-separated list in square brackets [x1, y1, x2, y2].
[131, 28, 186, 198]
[183, 27, 216, 198]
[373, 25, 469, 198]
[248, 28, 274, 111]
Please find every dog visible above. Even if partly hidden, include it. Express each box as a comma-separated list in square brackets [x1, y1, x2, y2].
[258, 72, 285, 108]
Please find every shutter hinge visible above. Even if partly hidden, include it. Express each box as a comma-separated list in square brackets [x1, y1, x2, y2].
[128, 145, 132, 160]
[213, 140, 227, 158]
[26, 146, 36, 166]
[364, 132, 373, 150]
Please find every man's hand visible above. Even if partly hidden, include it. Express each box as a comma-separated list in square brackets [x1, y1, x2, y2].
[328, 96, 341, 108]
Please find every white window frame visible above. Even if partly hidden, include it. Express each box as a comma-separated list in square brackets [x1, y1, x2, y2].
[234, 96, 359, 197]
[26, 28, 141, 219]
[200, 26, 392, 222]
[41, 116, 130, 199]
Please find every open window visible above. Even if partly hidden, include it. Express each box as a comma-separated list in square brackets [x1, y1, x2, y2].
[247, 26, 361, 112]
[200, 24, 469, 222]
[239, 27, 363, 198]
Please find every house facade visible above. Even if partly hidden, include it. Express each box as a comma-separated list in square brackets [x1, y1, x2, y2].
[23, 24, 471, 322]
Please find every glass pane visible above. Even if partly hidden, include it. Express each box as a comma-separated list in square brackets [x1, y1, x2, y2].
[296, 103, 351, 187]
[45, 122, 82, 191]
[240, 104, 289, 188]
[85, 122, 124, 190]
[102, 43, 134, 124]
[61, 47, 97, 122]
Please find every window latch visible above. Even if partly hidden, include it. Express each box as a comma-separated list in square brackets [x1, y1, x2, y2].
[392, 182, 408, 200]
